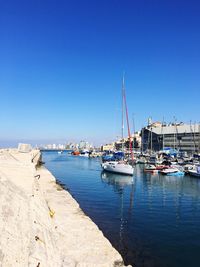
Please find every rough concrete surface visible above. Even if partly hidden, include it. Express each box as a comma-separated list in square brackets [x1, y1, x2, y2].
[0, 149, 131, 267]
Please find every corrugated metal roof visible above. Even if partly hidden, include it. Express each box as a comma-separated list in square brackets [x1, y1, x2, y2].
[149, 124, 200, 135]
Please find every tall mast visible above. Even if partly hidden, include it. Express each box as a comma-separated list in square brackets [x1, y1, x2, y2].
[150, 126, 153, 154]
[198, 123, 200, 154]
[173, 116, 176, 150]
[141, 127, 144, 153]
[190, 120, 196, 153]
[132, 113, 135, 135]
[123, 82, 134, 161]
[132, 113, 135, 151]
[194, 123, 196, 153]
[121, 75, 125, 150]
[162, 117, 165, 150]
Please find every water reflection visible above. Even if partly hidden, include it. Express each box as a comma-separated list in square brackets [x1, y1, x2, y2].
[141, 166, 200, 199]
[101, 171, 134, 188]
[101, 170, 135, 215]
[43, 152, 200, 267]
[101, 171, 136, 252]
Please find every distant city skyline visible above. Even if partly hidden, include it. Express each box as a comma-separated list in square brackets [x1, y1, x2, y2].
[1, 0, 200, 147]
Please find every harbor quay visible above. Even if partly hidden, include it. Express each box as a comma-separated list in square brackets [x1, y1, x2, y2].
[0, 148, 130, 267]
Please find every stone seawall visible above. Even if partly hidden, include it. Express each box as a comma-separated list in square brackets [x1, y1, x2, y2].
[0, 149, 130, 267]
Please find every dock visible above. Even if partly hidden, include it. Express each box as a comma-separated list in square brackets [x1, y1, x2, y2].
[0, 148, 130, 267]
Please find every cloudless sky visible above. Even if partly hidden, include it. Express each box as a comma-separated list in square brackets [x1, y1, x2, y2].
[0, 0, 200, 146]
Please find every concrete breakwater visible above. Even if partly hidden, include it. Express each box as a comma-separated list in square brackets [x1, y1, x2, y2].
[0, 149, 130, 267]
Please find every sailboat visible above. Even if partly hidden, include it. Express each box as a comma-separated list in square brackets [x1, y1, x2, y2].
[101, 76, 134, 176]
[101, 160, 134, 175]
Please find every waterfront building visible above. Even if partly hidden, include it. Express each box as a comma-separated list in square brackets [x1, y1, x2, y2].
[114, 132, 141, 151]
[133, 131, 141, 150]
[79, 140, 91, 150]
[114, 138, 127, 151]
[101, 143, 115, 151]
[66, 142, 79, 150]
[142, 122, 200, 154]
[58, 144, 65, 149]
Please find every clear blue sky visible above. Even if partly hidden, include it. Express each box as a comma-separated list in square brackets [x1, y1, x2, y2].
[0, 0, 200, 147]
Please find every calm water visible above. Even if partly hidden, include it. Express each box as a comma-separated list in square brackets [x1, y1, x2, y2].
[43, 151, 200, 267]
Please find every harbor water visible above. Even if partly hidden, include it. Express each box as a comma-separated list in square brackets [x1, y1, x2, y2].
[43, 151, 200, 267]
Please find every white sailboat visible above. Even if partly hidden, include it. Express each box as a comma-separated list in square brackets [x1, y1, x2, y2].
[101, 75, 134, 176]
[101, 161, 134, 175]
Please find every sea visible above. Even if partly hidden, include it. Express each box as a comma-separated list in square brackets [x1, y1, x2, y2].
[42, 151, 200, 267]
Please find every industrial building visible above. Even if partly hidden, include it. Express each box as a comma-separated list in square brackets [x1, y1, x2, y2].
[142, 122, 200, 154]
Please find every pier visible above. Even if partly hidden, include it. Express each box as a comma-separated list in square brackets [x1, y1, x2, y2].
[0, 148, 128, 267]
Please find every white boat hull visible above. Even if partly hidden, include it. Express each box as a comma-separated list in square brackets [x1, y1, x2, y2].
[161, 167, 184, 176]
[101, 161, 134, 175]
[161, 168, 179, 174]
[79, 154, 89, 157]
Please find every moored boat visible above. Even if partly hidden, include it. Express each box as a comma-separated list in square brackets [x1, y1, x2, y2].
[101, 75, 134, 176]
[79, 149, 90, 157]
[144, 164, 157, 172]
[161, 166, 184, 176]
[101, 161, 134, 175]
[72, 151, 80, 156]
[156, 165, 169, 171]
[188, 165, 200, 177]
[183, 164, 196, 174]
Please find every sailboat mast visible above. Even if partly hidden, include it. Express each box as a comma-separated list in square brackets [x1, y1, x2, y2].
[123, 84, 134, 161]
[150, 126, 153, 154]
[132, 113, 135, 135]
[190, 120, 196, 153]
[173, 116, 176, 150]
[198, 123, 200, 154]
[122, 75, 125, 149]
[141, 127, 144, 153]
[162, 117, 165, 150]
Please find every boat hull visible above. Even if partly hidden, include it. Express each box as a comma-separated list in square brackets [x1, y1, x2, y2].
[79, 153, 89, 157]
[144, 164, 157, 172]
[161, 168, 185, 176]
[166, 171, 185, 176]
[101, 162, 134, 175]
